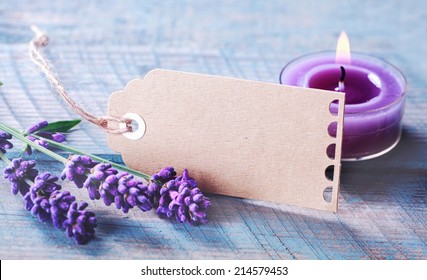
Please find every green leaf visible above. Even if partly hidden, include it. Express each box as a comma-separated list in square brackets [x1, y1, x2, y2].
[0, 81, 3, 86]
[39, 119, 81, 133]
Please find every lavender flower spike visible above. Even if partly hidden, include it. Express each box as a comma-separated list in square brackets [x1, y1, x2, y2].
[0, 131, 13, 154]
[19, 169, 97, 245]
[90, 170, 153, 213]
[3, 158, 38, 195]
[24, 121, 67, 155]
[156, 180, 176, 219]
[63, 201, 97, 245]
[116, 174, 152, 213]
[61, 155, 98, 188]
[171, 181, 211, 225]
[26, 120, 48, 134]
[52, 132, 66, 142]
[148, 166, 177, 207]
[23, 172, 62, 223]
[152, 166, 177, 183]
[49, 190, 76, 229]
[156, 169, 211, 225]
[83, 163, 118, 201]
[36, 131, 66, 143]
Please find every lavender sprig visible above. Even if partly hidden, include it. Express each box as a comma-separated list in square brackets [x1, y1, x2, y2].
[3, 158, 38, 196]
[0, 128, 97, 245]
[1, 157, 97, 245]
[23, 171, 97, 244]
[1, 132, 38, 196]
[1, 123, 211, 227]
[64, 162, 211, 224]
[17, 124, 153, 217]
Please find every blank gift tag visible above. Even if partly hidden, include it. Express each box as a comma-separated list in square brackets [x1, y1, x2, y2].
[108, 69, 345, 211]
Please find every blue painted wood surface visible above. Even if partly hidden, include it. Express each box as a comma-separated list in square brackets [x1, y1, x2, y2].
[0, 0, 426, 259]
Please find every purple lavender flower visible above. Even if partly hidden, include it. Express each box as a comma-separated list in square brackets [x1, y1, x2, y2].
[24, 136, 49, 155]
[26, 121, 48, 134]
[28, 135, 48, 148]
[115, 174, 152, 213]
[156, 180, 176, 219]
[61, 155, 98, 188]
[97, 172, 122, 207]
[148, 167, 177, 207]
[63, 161, 151, 213]
[62, 159, 209, 225]
[152, 166, 177, 183]
[83, 163, 117, 200]
[36, 131, 66, 142]
[23, 172, 62, 222]
[3, 158, 38, 195]
[169, 182, 210, 225]
[49, 190, 76, 229]
[75, 162, 152, 213]
[82, 165, 153, 213]
[63, 201, 97, 245]
[22, 170, 96, 244]
[24, 121, 66, 155]
[156, 169, 210, 225]
[0, 131, 13, 154]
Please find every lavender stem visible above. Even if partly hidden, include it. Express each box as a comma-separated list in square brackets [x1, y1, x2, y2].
[0, 124, 67, 164]
[32, 134, 151, 181]
[0, 152, 12, 165]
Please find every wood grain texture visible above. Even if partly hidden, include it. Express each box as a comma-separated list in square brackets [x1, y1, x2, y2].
[0, 0, 426, 259]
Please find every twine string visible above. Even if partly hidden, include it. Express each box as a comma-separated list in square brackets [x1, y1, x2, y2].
[28, 25, 131, 134]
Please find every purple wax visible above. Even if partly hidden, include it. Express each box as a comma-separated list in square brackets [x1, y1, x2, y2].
[280, 52, 406, 160]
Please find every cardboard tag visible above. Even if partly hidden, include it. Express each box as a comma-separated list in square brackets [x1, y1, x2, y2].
[107, 69, 345, 211]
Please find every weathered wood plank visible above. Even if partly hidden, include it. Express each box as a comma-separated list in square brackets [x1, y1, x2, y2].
[0, 0, 426, 259]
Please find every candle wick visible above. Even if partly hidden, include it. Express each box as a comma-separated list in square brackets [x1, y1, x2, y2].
[335, 66, 346, 92]
[339, 66, 346, 82]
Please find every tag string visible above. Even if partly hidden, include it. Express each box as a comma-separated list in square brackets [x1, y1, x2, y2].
[28, 25, 131, 134]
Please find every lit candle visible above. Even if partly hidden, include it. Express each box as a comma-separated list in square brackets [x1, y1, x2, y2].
[280, 32, 406, 161]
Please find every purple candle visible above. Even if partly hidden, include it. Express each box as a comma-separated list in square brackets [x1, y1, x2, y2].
[280, 32, 406, 161]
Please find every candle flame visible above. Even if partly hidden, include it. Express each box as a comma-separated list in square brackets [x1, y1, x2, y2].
[335, 31, 351, 64]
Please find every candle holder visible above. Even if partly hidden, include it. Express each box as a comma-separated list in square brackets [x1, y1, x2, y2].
[280, 51, 406, 161]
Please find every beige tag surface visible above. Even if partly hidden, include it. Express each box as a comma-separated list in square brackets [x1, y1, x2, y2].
[108, 69, 345, 211]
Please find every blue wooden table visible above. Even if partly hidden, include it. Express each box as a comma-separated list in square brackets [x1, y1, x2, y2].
[0, 0, 426, 259]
